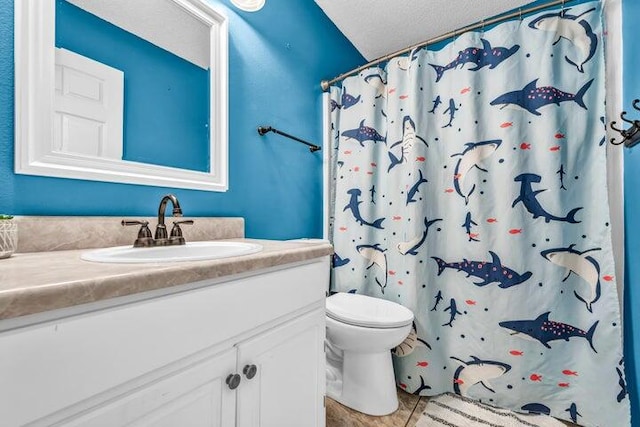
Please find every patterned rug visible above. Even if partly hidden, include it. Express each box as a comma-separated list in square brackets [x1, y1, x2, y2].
[416, 394, 566, 427]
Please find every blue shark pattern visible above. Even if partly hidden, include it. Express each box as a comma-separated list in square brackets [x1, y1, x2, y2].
[540, 244, 601, 312]
[429, 39, 520, 82]
[332, 253, 350, 268]
[451, 356, 511, 396]
[356, 243, 387, 293]
[442, 98, 459, 128]
[452, 140, 502, 205]
[490, 79, 593, 116]
[617, 364, 628, 403]
[396, 47, 420, 71]
[397, 217, 441, 256]
[341, 119, 386, 146]
[565, 403, 581, 423]
[529, 8, 597, 73]
[521, 403, 551, 416]
[364, 74, 386, 98]
[428, 95, 442, 114]
[462, 212, 479, 242]
[343, 188, 385, 229]
[432, 251, 532, 288]
[557, 164, 567, 190]
[328, 3, 628, 425]
[406, 170, 428, 205]
[513, 173, 582, 223]
[413, 376, 432, 395]
[499, 312, 598, 352]
[388, 116, 428, 171]
[442, 298, 462, 327]
[431, 290, 444, 312]
[341, 88, 361, 109]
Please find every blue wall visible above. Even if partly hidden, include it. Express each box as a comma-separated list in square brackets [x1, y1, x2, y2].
[56, 0, 210, 172]
[0, 0, 364, 239]
[623, 0, 640, 423]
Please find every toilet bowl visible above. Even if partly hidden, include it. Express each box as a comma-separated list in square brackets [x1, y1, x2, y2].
[325, 292, 414, 416]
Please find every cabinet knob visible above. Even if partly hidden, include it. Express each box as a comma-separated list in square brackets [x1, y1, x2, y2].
[243, 364, 258, 380]
[226, 373, 241, 390]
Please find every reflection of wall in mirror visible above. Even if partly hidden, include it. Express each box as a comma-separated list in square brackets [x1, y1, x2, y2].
[55, 0, 210, 172]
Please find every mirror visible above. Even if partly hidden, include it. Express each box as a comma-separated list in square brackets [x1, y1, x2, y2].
[15, 0, 228, 191]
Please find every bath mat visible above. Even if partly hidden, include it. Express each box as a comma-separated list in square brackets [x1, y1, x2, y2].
[415, 394, 566, 427]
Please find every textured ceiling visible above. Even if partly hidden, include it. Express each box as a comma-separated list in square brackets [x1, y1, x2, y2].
[66, 0, 211, 69]
[314, 0, 535, 61]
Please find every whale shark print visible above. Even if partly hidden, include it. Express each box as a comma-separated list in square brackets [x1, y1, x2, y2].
[341, 119, 386, 146]
[429, 38, 520, 82]
[328, 2, 628, 425]
[499, 312, 598, 353]
[432, 251, 533, 288]
[490, 79, 593, 115]
[341, 87, 361, 109]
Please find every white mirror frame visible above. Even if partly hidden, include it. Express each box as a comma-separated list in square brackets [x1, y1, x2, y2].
[15, 0, 228, 192]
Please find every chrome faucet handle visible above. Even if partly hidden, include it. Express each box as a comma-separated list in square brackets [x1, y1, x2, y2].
[169, 220, 194, 245]
[121, 220, 154, 247]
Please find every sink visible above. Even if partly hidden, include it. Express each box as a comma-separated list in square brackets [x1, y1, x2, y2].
[81, 241, 263, 264]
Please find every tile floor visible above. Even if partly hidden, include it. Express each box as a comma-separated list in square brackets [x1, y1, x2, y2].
[326, 390, 427, 427]
[326, 390, 578, 427]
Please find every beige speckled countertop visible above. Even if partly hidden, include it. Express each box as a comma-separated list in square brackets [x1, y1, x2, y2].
[0, 239, 333, 321]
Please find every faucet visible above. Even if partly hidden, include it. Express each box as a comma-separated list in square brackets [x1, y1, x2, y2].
[122, 194, 193, 247]
[154, 194, 183, 245]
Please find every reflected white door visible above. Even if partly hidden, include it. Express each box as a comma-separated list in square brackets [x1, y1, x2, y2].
[54, 48, 123, 159]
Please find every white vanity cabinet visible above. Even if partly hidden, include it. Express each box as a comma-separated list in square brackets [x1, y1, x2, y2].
[0, 258, 328, 427]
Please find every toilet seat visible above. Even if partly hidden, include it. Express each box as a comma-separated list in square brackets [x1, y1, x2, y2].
[326, 293, 414, 329]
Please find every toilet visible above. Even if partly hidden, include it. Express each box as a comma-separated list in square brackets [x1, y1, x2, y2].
[325, 292, 414, 416]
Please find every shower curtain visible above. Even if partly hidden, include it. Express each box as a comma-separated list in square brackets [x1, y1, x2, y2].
[328, 2, 630, 426]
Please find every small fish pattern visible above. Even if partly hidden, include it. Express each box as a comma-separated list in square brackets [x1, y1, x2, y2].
[327, 3, 628, 426]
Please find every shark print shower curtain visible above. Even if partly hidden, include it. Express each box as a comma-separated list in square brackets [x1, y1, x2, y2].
[328, 2, 630, 426]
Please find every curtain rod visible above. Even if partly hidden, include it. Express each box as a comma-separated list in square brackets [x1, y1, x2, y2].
[320, 0, 580, 91]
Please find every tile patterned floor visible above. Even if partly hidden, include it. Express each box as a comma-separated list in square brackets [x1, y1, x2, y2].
[326, 390, 427, 427]
[326, 390, 577, 427]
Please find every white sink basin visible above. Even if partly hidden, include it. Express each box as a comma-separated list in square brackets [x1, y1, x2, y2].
[81, 241, 263, 264]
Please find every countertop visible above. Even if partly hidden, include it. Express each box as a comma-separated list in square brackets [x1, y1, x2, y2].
[0, 239, 333, 321]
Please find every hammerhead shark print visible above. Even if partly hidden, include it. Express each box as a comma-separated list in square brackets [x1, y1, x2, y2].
[512, 173, 582, 223]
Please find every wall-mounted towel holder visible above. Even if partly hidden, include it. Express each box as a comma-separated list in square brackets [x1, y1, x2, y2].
[257, 126, 321, 153]
[610, 100, 640, 148]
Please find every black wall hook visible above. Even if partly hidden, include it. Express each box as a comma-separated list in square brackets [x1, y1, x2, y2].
[257, 126, 321, 153]
[610, 99, 640, 148]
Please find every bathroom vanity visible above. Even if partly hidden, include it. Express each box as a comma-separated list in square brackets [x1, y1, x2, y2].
[0, 217, 331, 427]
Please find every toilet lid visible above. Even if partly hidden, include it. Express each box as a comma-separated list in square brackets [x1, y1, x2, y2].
[326, 293, 414, 328]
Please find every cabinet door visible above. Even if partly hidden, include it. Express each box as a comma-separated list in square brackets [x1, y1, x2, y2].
[60, 348, 237, 427]
[236, 308, 325, 427]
